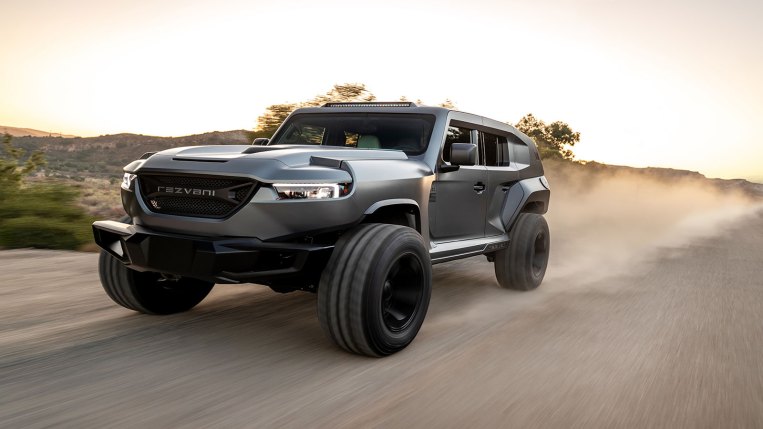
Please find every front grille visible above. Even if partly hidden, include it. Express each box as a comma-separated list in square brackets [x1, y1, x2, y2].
[138, 174, 256, 218]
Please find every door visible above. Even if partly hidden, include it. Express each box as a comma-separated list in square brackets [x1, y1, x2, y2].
[429, 125, 488, 241]
[480, 130, 520, 236]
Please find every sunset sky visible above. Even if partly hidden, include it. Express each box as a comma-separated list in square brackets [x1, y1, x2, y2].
[1, 0, 761, 180]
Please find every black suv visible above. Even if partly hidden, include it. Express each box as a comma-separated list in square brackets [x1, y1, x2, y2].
[93, 102, 551, 356]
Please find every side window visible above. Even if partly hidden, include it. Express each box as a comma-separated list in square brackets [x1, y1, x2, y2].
[507, 132, 530, 164]
[498, 137, 510, 166]
[480, 132, 510, 166]
[443, 125, 473, 163]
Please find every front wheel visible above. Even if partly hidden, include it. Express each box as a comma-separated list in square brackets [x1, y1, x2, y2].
[494, 213, 550, 291]
[318, 224, 432, 357]
[98, 251, 214, 314]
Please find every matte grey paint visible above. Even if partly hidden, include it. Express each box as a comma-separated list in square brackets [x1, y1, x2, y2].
[109, 104, 549, 272]
[450, 143, 478, 166]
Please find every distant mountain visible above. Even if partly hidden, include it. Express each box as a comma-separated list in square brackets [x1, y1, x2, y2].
[1, 125, 78, 138]
[11, 130, 253, 178]
[562, 161, 763, 199]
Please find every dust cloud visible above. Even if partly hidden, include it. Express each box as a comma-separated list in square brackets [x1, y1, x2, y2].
[427, 162, 761, 328]
[543, 161, 763, 283]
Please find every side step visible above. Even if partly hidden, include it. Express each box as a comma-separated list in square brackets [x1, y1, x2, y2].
[430, 235, 509, 265]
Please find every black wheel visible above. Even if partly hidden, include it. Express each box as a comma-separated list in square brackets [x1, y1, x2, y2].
[494, 213, 550, 291]
[98, 251, 214, 315]
[318, 224, 432, 357]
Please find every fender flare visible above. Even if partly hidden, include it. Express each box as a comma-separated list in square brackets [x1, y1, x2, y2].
[500, 177, 550, 231]
[363, 199, 421, 232]
[364, 198, 420, 215]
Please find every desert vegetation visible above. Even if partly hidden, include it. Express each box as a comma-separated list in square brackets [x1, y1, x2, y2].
[0, 134, 93, 249]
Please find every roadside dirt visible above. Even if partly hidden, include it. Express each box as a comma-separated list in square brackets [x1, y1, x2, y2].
[1, 169, 762, 428]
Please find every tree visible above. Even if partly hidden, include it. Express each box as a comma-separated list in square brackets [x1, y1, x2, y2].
[253, 83, 376, 137]
[513, 114, 579, 160]
[253, 83, 459, 139]
[0, 134, 92, 250]
[310, 83, 376, 106]
[1, 133, 46, 194]
[252, 103, 299, 138]
[438, 99, 456, 109]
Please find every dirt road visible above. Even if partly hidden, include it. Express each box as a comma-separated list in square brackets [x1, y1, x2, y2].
[2, 169, 762, 428]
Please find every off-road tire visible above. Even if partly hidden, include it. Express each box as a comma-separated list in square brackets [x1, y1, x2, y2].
[494, 213, 550, 291]
[318, 223, 431, 357]
[98, 251, 214, 315]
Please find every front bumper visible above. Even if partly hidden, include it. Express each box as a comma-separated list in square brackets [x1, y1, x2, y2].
[92, 221, 333, 285]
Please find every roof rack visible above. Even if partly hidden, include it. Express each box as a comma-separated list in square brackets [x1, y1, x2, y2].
[322, 102, 418, 108]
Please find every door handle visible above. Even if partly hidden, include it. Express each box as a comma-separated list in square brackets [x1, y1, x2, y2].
[473, 182, 486, 193]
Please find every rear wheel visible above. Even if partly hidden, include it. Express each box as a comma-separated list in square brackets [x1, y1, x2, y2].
[318, 224, 431, 357]
[494, 213, 550, 291]
[98, 251, 214, 314]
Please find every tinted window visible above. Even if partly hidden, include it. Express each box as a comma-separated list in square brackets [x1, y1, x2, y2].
[271, 113, 435, 155]
[279, 124, 326, 145]
[480, 132, 509, 166]
[443, 125, 474, 163]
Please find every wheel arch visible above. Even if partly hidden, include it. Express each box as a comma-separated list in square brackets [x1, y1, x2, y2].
[500, 177, 550, 231]
[363, 199, 421, 233]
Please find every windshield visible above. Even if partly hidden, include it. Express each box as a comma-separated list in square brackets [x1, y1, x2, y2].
[269, 113, 436, 155]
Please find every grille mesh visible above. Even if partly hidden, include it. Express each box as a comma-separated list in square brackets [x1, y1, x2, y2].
[138, 175, 255, 218]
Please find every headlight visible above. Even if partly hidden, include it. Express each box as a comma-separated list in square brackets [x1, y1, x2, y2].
[272, 183, 350, 200]
[121, 173, 137, 191]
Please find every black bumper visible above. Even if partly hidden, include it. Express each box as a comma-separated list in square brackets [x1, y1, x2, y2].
[92, 221, 333, 284]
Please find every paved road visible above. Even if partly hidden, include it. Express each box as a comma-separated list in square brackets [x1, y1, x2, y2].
[1, 206, 762, 428]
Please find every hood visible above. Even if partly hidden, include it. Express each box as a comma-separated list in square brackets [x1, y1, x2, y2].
[128, 145, 411, 183]
[166, 144, 409, 167]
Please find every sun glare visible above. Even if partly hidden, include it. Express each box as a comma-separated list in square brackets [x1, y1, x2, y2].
[0, 0, 761, 180]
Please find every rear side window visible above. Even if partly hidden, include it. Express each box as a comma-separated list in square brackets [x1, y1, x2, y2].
[480, 132, 510, 166]
[443, 125, 474, 163]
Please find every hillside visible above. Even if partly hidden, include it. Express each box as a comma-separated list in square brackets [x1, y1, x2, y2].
[561, 161, 763, 198]
[1, 125, 78, 138]
[7, 130, 762, 220]
[11, 130, 252, 179]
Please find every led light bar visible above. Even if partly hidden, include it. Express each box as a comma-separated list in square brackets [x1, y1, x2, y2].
[322, 102, 417, 108]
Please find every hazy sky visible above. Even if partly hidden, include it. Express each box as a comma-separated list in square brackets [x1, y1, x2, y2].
[1, 0, 761, 179]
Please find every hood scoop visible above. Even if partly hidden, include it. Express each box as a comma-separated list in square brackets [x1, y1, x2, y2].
[242, 146, 289, 154]
[310, 156, 343, 169]
[173, 157, 229, 162]
[171, 146, 250, 162]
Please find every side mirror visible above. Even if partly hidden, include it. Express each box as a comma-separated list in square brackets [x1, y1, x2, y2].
[252, 138, 270, 146]
[450, 143, 477, 166]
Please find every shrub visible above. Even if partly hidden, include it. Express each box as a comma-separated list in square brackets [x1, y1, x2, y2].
[0, 216, 91, 249]
[0, 134, 94, 250]
[0, 184, 94, 249]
